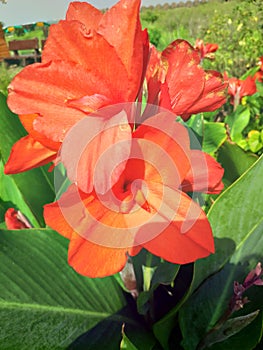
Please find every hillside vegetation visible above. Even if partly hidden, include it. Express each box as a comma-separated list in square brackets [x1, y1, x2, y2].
[141, 0, 263, 76]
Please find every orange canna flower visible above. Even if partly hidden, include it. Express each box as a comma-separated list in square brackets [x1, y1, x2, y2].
[144, 41, 227, 121]
[194, 38, 218, 61]
[44, 113, 224, 278]
[227, 75, 257, 108]
[5, 0, 148, 175]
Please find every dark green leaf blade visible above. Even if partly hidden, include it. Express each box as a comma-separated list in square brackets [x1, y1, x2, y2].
[192, 153, 263, 290]
[0, 229, 126, 349]
[179, 155, 263, 350]
[217, 140, 258, 187]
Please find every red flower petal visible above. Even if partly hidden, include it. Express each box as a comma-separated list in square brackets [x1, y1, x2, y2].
[4, 135, 56, 174]
[181, 70, 227, 120]
[8, 60, 114, 142]
[60, 109, 132, 194]
[19, 114, 60, 151]
[5, 208, 31, 230]
[240, 76, 257, 97]
[161, 40, 205, 114]
[181, 150, 224, 194]
[133, 113, 191, 185]
[66, 2, 103, 29]
[98, 0, 145, 98]
[44, 184, 142, 277]
[228, 76, 257, 99]
[42, 21, 132, 100]
[137, 185, 215, 264]
[67, 234, 132, 278]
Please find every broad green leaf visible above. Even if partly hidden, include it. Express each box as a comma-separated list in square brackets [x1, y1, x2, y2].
[69, 304, 158, 350]
[209, 153, 263, 248]
[0, 229, 126, 349]
[179, 254, 263, 350]
[202, 122, 227, 154]
[179, 155, 263, 350]
[0, 92, 55, 227]
[0, 93, 26, 156]
[192, 153, 263, 288]
[217, 140, 258, 187]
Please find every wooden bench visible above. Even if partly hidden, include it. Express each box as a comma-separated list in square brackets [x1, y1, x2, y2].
[3, 38, 42, 67]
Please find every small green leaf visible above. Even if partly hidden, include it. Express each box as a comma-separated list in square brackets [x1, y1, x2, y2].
[120, 328, 139, 350]
[186, 113, 204, 146]
[248, 130, 263, 153]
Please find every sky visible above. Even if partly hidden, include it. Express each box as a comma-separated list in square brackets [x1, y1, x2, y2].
[0, 0, 186, 27]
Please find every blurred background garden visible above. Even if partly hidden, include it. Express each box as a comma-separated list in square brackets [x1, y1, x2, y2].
[2, 0, 262, 155]
[1, 0, 263, 86]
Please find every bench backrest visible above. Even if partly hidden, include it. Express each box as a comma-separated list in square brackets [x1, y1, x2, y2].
[8, 38, 40, 55]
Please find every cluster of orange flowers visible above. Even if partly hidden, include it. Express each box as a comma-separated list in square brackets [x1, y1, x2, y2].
[4, 0, 227, 278]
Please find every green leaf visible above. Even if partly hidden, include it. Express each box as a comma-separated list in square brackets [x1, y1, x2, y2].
[186, 114, 204, 147]
[217, 140, 258, 187]
[199, 310, 260, 350]
[209, 153, 263, 248]
[207, 311, 263, 350]
[0, 160, 54, 227]
[0, 198, 12, 223]
[202, 122, 227, 154]
[120, 328, 139, 350]
[0, 229, 126, 349]
[225, 105, 250, 143]
[0, 93, 26, 157]
[248, 130, 263, 153]
[69, 304, 158, 350]
[0, 92, 55, 227]
[192, 152, 262, 291]
[179, 155, 263, 350]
